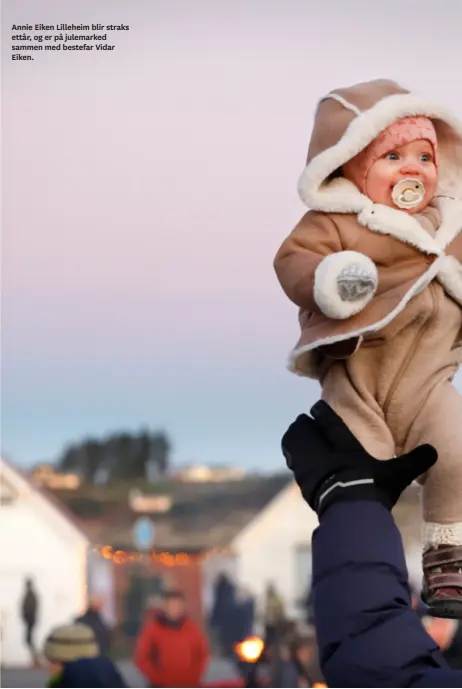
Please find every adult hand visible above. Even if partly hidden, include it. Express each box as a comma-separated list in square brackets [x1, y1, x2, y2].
[282, 400, 437, 516]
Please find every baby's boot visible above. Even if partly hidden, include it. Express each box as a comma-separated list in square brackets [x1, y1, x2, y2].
[422, 545, 462, 619]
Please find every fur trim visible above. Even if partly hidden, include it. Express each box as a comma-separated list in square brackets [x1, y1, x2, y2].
[288, 255, 444, 372]
[300, 179, 462, 257]
[313, 251, 378, 319]
[358, 203, 443, 256]
[298, 93, 462, 211]
[437, 255, 462, 305]
[423, 522, 462, 547]
[303, 176, 367, 214]
[433, 197, 462, 249]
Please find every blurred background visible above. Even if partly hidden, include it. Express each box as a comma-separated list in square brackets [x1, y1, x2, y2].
[2, 0, 462, 685]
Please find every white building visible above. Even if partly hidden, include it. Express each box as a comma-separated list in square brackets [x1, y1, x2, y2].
[0, 457, 89, 667]
[231, 482, 317, 620]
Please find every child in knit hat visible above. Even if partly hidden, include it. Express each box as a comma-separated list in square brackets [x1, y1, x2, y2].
[274, 79, 462, 618]
[43, 623, 125, 687]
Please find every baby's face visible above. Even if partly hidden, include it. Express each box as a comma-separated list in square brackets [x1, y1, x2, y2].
[366, 139, 437, 214]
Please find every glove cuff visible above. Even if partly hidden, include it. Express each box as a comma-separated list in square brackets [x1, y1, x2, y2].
[314, 470, 392, 517]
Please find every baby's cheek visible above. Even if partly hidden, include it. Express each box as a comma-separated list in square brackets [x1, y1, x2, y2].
[366, 168, 394, 204]
[427, 171, 438, 195]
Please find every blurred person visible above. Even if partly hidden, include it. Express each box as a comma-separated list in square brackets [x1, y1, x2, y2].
[210, 573, 236, 653]
[235, 586, 255, 643]
[21, 577, 39, 666]
[217, 585, 255, 663]
[43, 622, 125, 688]
[75, 596, 112, 657]
[422, 616, 458, 651]
[210, 573, 235, 629]
[444, 621, 462, 670]
[423, 617, 462, 669]
[263, 583, 285, 649]
[134, 589, 209, 688]
[269, 626, 323, 688]
[302, 588, 315, 628]
[281, 636, 315, 688]
[209, 573, 236, 656]
[282, 400, 462, 686]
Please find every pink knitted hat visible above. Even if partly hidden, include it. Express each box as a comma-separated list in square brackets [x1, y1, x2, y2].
[343, 116, 438, 193]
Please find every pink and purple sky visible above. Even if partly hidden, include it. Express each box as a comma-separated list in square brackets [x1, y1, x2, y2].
[3, 0, 462, 469]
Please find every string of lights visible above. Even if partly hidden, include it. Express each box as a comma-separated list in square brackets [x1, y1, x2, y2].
[92, 544, 233, 566]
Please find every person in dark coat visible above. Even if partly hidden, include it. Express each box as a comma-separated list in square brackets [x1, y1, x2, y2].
[210, 573, 237, 656]
[234, 587, 255, 642]
[214, 584, 255, 660]
[20, 577, 39, 666]
[75, 597, 112, 657]
[229, 587, 260, 685]
[43, 622, 125, 688]
[282, 400, 462, 687]
[210, 573, 235, 630]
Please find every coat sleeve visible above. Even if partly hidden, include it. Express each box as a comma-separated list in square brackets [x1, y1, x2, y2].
[312, 501, 462, 688]
[274, 212, 380, 320]
[133, 623, 160, 684]
[273, 212, 343, 313]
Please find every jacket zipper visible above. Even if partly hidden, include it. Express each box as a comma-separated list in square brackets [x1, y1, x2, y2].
[382, 282, 438, 418]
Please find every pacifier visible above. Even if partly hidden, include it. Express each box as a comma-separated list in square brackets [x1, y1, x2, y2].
[391, 178, 426, 210]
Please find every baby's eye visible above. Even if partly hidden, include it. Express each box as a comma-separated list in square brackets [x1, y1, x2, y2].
[385, 152, 399, 161]
[420, 154, 432, 163]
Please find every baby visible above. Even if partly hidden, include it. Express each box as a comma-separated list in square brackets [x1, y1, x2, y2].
[274, 79, 462, 618]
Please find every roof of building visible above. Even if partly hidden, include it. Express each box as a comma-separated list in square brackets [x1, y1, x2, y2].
[0, 456, 89, 543]
[58, 473, 293, 551]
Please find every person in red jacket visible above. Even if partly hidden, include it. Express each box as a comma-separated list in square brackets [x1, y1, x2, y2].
[134, 589, 209, 688]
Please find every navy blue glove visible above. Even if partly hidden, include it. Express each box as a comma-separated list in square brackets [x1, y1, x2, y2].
[282, 400, 437, 516]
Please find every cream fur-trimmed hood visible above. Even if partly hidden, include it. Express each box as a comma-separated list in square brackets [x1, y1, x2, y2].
[298, 79, 462, 217]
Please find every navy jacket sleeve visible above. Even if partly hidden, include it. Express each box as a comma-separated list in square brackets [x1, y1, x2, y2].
[311, 500, 462, 688]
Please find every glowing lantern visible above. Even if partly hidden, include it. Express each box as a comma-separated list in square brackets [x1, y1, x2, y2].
[234, 636, 264, 663]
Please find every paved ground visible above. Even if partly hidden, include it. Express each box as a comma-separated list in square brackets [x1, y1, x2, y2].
[1, 657, 238, 687]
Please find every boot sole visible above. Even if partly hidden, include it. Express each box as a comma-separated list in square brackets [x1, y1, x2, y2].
[426, 599, 462, 620]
